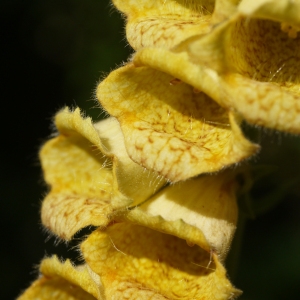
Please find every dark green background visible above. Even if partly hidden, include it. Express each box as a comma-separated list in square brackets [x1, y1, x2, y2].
[1, 1, 300, 299]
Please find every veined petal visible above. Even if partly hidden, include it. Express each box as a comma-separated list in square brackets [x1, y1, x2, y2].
[187, 3, 300, 133]
[123, 170, 239, 261]
[134, 10, 300, 134]
[98, 64, 258, 182]
[112, 0, 214, 49]
[81, 223, 241, 300]
[41, 108, 166, 240]
[93, 112, 166, 206]
[18, 256, 99, 300]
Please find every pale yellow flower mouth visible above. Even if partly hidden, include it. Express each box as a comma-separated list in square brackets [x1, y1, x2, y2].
[127, 0, 300, 134]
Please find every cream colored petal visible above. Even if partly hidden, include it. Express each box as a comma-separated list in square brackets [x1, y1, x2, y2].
[98, 64, 258, 182]
[93, 116, 166, 208]
[81, 223, 241, 300]
[123, 170, 238, 261]
[18, 256, 99, 300]
[41, 108, 166, 240]
[113, 0, 214, 49]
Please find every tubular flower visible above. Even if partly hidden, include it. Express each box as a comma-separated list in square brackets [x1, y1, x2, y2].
[126, 0, 300, 134]
[98, 0, 261, 182]
[19, 108, 242, 299]
[20, 222, 241, 300]
[98, 63, 257, 182]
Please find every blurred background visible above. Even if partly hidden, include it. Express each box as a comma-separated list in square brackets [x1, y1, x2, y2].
[1, 0, 300, 299]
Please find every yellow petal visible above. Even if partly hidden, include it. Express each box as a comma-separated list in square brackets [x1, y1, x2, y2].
[41, 109, 113, 240]
[81, 223, 241, 300]
[41, 108, 166, 240]
[18, 256, 99, 300]
[112, 0, 214, 49]
[217, 73, 300, 132]
[123, 170, 239, 261]
[98, 64, 258, 182]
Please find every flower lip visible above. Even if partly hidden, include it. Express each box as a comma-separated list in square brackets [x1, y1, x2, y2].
[112, 0, 215, 49]
[98, 63, 259, 182]
[80, 222, 242, 299]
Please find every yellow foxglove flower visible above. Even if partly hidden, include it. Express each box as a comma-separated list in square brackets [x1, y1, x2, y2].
[80, 222, 241, 299]
[40, 107, 166, 240]
[98, 0, 260, 182]
[98, 63, 258, 182]
[129, 0, 300, 134]
[19, 222, 241, 300]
